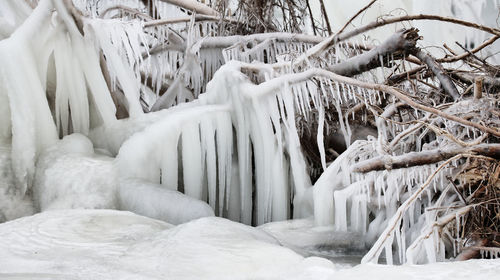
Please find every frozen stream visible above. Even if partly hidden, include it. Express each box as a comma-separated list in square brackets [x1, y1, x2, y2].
[0, 210, 498, 280]
[259, 218, 368, 267]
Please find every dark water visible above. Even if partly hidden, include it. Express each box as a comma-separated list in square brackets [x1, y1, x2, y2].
[296, 245, 367, 266]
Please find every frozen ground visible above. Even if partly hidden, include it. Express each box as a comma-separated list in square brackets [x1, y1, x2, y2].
[0, 210, 499, 280]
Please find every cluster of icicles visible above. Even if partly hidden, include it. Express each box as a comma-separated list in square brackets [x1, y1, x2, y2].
[0, 0, 485, 266]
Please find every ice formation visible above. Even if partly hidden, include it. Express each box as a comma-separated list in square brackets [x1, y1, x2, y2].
[118, 179, 215, 225]
[0, 0, 498, 270]
[0, 144, 34, 222]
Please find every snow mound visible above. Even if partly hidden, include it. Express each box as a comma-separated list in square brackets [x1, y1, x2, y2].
[33, 134, 117, 211]
[118, 179, 215, 225]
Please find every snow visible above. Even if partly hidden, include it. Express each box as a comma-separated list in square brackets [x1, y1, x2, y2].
[0, 210, 499, 280]
[33, 134, 117, 211]
[31, 133, 213, 225]
[0, 210, 332, 279]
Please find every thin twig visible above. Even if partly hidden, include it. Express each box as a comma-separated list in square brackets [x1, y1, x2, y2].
[336, 0, 378, 35]
[318, 0, 332, 35]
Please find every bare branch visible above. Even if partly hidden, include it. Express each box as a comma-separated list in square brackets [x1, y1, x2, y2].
[318, 0, 332, 34]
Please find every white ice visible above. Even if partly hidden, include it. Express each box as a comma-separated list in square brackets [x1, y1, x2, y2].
[0, 210, 499, 280]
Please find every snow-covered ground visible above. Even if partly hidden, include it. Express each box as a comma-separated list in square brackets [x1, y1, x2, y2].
[0, 210, 498, 280]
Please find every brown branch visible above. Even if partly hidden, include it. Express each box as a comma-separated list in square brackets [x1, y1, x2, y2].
[387, 65, 425, 85]
[351, 144, 500, 173]
[455, 240, 490, 261]
[439, 35, 500, 63]
[306, 0, 317, 36]
[61, 0, 85, 35]
[474, 76, 484, 99]
[100, 53, 130, 119]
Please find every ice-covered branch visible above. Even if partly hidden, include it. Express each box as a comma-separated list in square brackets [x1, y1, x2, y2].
[413, 49, 460, 100]
[327, 28, 419, 77]
[351, 144, 500, 173]
[406, 205, 473, 264]
[361, 154, 462, 264]
[144, 14, 236, 27]
[157, 0, 218, 16]
[298, 14, 500, 66]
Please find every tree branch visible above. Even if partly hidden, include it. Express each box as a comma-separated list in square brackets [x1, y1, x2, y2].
[328, 28, 419, 77]
[413, 49, 460, 100]
[298, 14, 500, 66]
[157, 0, 218, 16]
[336, 0, 377, 35]
[361, 154, 463, 264]
[318, 0, 331, 35]
[351, 144, 500, 173]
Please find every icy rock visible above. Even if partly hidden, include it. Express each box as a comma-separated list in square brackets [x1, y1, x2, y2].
[118, 179, 215, 225]
[33, 134, 118, 211]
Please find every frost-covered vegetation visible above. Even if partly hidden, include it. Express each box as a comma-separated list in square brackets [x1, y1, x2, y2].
[0, 0, 499, 276]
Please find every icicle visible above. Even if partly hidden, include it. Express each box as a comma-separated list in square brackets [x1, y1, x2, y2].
[182, 122, 203, 199]
[385, 234, 394, 265]
[200, 118, 216, 208]
[317, 103, 327, 171]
